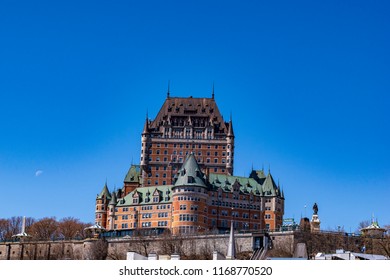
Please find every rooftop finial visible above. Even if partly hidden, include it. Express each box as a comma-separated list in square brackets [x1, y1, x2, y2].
[227, 111, 234, 137]
[212, 82, 215, 99]
[143, 110, 149, 134]
[167, 80, 170, 98]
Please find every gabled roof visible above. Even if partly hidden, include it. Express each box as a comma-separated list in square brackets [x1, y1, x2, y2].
[173, 153, 207, 188]
[97, 182, 111, 200]
[124, 165, 140, 183]
[249, 169, 266, 184]
[262, 172, 279, 196]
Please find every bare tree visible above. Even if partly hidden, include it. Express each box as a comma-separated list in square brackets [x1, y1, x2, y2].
[8, 216, 23, 236]
[107, 243, 126, 260]
[29, 217, 59, 240]
[58, 217, 91, 240]
[90, 239, 108, 260]
[377, 225, 390, 257]
[0, 218, 11, 240]
[357, 220, 371, 232]
[135, 237, 152, 256]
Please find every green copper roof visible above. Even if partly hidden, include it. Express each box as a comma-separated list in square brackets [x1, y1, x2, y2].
[208, 173, 263, 196]
[116, 185, 173, 207]
[97, 182, 111, 199]
[124, 165, 140, 183]
[173, 153, 207, 188]
[262, 172, 278, 196]
[109, 191, 117, 205]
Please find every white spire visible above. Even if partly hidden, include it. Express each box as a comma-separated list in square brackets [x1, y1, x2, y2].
[12, 216, 30, 239]
[226, 220, 236, 260]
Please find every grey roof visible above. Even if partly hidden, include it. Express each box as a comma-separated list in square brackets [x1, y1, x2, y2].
[116, 185, 173, 207]
[352, 253, 388, 260]
[84, 223, 106, 232]
[97, 182, 111, 199]
[124, 165, 140, 183]
[109, 191, 117, 205]
[262, 172, 279, 196]
[173, 153, 208, 188]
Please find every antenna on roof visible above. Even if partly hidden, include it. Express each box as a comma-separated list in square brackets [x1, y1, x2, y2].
[212, 82, 215, 99]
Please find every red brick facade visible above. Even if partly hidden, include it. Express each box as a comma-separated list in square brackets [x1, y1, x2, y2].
[95, 94, 285, 235]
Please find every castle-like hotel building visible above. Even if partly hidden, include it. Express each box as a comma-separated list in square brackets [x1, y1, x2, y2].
[95, 92, 284, 235]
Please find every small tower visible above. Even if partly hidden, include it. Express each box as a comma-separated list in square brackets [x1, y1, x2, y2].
[171, 153, 208, 234]
[262, 171, 284, 231]
[95, 182, 111, 228]
[108, 192, 117, 231]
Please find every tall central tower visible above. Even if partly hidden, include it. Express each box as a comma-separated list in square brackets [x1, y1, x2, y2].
[140, 93, 234, 187]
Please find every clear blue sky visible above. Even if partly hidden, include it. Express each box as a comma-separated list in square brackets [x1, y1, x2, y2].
[1, 0, 389, 232]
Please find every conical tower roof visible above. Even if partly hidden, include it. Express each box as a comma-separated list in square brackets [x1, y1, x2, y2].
[227, 117, 234, 137]
[109, 191, 117, 205]
[97, 182, 111, 199]
[142, 114, 149, 135]
[174, 153, 207, 188]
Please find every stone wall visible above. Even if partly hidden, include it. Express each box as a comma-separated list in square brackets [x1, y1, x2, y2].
[106, 233, 255, 260]
[0, 241, 85, 260]
[0, 231, 306, 260]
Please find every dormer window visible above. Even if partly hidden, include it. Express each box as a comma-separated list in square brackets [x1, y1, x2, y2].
[187, 176, 195, 184]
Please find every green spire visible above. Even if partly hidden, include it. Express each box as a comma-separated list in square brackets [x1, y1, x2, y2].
[97, 181, 111, 199]
[174, 153, 207, 188]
